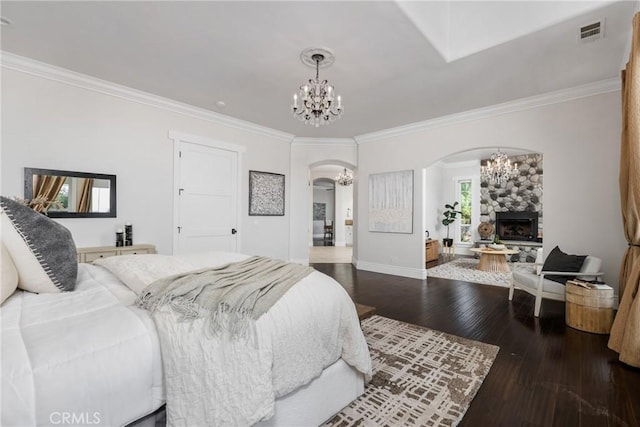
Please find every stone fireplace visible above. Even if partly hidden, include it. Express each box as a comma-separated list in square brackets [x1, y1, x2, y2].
[479, 152, 543, 262]
[495, 211, 539, 241]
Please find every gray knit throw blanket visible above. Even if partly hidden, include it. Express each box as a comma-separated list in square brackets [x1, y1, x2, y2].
[136, 256, 314, 336]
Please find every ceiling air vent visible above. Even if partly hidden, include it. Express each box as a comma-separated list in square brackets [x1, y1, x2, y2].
[579, 21, 604, 43]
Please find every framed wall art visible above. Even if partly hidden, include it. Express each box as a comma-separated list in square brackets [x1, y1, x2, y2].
[249, 170, 285, 216]
[368, 169, 414, 233]
[313, 202, 326, 220]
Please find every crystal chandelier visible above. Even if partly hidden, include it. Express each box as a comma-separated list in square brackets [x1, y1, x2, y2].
[336, 168, 353, 186]
[481, 150, 519, 184]
[292, 53, 343, 127]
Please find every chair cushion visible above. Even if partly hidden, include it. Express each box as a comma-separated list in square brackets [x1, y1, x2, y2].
[541, 246, 586, 284]
[512, 270, 567, 295]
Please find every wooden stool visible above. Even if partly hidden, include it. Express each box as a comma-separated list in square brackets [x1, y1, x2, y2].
[565, 280, 614, 334]
[442, 243, 455, 261]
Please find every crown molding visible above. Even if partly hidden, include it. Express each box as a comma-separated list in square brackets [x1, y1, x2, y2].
[0, 51, 295, 143]
[354, 77, 621, 144]
[291, 137, 357, 146]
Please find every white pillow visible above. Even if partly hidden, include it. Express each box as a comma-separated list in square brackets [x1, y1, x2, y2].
[1, 243, 18, 304]
[93, 254, 195, 295]
[94, 251, 250, 295]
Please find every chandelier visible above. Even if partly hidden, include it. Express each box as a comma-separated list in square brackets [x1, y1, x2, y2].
[481, 150, 519, 184]
[336, 168, 353, 186]
[292, 51, 343, 127]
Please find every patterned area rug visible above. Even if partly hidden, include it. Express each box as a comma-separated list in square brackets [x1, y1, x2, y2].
[326, 315, 499, 427]
[426, 258, 515, 287]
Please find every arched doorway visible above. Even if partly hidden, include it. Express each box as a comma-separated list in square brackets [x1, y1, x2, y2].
[424, 147, 542, 271]
[309, 163, 354, 263]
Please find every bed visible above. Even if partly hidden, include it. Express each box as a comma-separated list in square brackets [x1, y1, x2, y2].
[1, 252, 372, 426]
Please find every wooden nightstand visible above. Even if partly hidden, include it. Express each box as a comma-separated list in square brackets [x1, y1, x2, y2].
[77, 244, 156, 263]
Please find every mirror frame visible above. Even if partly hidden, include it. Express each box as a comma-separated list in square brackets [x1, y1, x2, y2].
[24, 167, 117, 218]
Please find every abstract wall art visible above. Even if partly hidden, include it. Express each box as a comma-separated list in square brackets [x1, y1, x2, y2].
[249, 170, 285, 216]
[368, 169, 414, 233]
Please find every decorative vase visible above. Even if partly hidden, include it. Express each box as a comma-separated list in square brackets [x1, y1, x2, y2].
[443, 238, 453, 247]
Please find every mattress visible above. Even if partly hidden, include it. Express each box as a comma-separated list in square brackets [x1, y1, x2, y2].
[1, 264, 164, 427]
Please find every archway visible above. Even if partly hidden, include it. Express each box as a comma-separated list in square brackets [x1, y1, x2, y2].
[423, 147, 542, 268]
[308, 162, 355, 263]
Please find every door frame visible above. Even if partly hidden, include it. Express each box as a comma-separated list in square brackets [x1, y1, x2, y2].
[168, 130, 246, 255]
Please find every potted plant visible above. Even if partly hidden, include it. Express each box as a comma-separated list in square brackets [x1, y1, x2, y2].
[441, 202, 462, 247]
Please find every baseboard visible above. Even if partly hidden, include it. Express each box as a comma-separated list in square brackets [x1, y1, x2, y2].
[335, 241, 346, 247]
[356, 260, 427, 280]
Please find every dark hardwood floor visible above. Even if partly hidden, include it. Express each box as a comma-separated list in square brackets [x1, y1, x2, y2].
[311, 262, 640, 427]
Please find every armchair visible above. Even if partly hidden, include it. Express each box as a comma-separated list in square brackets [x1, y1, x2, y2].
[509, 251, 604, 317]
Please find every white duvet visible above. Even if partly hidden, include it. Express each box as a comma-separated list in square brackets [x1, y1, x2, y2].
[1, 264, 164, 427]
[1, 253, 372, 426]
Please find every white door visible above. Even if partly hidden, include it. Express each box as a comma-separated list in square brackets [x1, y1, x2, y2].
[176, 141, 238, 254]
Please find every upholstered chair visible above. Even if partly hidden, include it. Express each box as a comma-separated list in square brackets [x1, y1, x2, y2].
[509, 250, 604, 317]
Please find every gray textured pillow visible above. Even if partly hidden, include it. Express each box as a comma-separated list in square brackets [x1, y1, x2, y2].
[0, 196, 77, 292]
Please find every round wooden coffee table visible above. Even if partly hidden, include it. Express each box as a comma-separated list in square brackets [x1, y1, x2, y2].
[469, 248, 519, 272]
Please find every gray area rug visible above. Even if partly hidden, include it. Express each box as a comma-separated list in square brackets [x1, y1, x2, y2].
[426, 258, 517, 287]
[325, 315, 499, 427]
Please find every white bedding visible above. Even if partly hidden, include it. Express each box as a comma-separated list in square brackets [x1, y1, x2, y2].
[1, 253, 372, 426]
[1, 263, 164, 427]
[151, 265, 372, 426]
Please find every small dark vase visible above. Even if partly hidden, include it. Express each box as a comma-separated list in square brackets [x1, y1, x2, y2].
[443, 238, 454, 247]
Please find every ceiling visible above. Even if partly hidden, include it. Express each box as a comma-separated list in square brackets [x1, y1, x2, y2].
[1, 1, 637, 138]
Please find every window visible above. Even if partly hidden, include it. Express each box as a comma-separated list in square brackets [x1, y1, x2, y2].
[457, 179, 472, 243]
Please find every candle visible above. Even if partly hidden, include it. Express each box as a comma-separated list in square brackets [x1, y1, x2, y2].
[293, 93, 298, 108]
[337, 95, 342, 108]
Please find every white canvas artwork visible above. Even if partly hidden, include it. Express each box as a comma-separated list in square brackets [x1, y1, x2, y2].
[369, 170, 414, 233]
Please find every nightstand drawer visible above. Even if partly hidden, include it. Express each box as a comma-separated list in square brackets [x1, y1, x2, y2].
[119, 248, 152, 256]
[84, 251, 118, 262]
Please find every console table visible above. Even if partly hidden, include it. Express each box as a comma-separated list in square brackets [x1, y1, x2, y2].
[425, 239, 438, 263]
[469, 248, 519, 272]
[77, 244, 156, 263]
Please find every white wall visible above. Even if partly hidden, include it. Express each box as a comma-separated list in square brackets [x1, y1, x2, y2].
[334, 183, 353, 246]
[356, 91, 626, 293]
[1, 67, 293, 260]
[424, 163, 443, 243]
[2, 59, 625, 295]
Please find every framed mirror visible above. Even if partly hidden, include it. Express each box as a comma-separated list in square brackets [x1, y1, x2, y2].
[24, 167, 117, 218]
